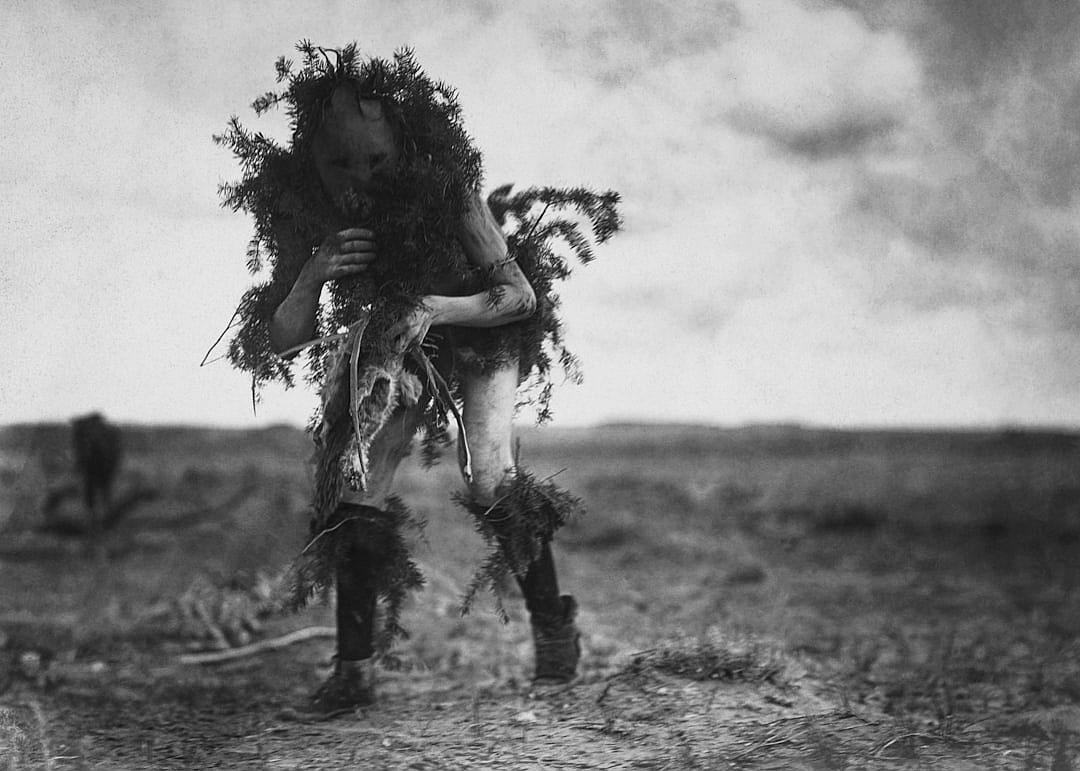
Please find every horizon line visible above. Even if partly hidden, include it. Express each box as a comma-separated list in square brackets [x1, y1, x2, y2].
[4, 418, 1080, 436]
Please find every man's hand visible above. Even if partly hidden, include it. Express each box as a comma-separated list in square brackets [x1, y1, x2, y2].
[308, 228, 377, 284]
[386, 303, 435, 353]
[270, 227, 376, 355]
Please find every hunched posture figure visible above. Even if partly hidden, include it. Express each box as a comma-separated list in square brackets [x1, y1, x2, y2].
[269, 83, 580, 717]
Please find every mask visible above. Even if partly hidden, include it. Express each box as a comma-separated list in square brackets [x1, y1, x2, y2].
[311, 84, 400, 207]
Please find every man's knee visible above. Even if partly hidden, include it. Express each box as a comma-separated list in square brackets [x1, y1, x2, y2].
[340, 404, 423, 505]
[457, 424, 515, 504]
[457, 359, 518, 503]
[463, 464, 514, 505]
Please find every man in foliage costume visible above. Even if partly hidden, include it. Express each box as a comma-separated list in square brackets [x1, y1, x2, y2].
[217, 43, 620, 716]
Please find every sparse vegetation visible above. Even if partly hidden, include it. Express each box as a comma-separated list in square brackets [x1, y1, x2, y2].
[626, 632, 787, 685]
[1, 422, 1079, 768]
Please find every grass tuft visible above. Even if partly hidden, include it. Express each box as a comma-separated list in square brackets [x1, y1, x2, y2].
[626, 632, 786, 684]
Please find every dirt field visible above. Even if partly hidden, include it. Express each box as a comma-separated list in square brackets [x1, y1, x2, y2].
[2, 422, 1079, 769]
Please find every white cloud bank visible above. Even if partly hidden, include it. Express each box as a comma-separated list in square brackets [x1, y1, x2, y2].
[1, 0, 1076, 428]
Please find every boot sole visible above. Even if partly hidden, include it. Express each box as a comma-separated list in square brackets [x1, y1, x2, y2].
[530, 672, 582, 689]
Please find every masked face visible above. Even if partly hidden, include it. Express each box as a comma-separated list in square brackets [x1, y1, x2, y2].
[311, 84, 400, 207]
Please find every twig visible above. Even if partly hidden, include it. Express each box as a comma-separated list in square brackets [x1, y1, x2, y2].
[412, 348, 472, 483]
[730, 731, 793, 761]
[298, 514, 368, 557]
[178, 626, 336, 665]
[873, 732, 925, 755]
[474, 469, 568, 524]
[522, 203, 552, 243]
[759, 712, 841, 728]
[956, 714, 1000, 733]
[872, 731, 975, 756]
[347, 323, 367, 481]
[275, 331, 349, 361]
[199, 310, 240, 367]
[489, 254, 518, 270]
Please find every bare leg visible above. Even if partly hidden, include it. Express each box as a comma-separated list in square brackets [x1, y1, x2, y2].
[457, 359, 519, 504]
[457, 361, 568, 621]
[340, 403, 426, 507]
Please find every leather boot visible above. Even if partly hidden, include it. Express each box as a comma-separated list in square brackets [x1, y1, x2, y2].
[283, 503, 385, 720]
[281, 659, 375, 721]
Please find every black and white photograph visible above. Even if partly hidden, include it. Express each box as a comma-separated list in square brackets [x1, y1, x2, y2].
[2, 1, 1079, 767]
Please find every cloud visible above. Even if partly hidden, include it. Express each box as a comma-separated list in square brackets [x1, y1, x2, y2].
[720, 0, 922, 159]
[829, 0, 1080, 336]
[531, 0, 738, 81]
[729, 111, 900, 160]
[850, 0, 1080, 210]
[3, 0, 1078, 427]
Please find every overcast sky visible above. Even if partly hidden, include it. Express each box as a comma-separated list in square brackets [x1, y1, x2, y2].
[2, 0, 1078, 428]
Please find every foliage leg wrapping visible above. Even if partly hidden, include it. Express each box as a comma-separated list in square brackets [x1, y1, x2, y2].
[455, 469, 583, 619]
[283, 500, 425, 665]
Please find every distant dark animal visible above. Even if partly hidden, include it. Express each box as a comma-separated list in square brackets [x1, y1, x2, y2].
[71, 413, 123, 542]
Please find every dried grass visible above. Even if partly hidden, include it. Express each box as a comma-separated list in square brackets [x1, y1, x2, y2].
[626, 631, 787, 685]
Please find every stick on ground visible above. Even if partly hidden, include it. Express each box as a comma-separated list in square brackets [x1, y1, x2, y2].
[178, 626, 336, 665]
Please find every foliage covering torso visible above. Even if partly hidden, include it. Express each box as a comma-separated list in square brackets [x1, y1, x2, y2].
[216, 43, 622, 641]
[216, 42, 622, 425]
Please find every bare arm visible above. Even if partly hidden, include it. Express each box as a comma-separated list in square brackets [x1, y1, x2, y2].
[428, 191, 536, 327]
[271, 193, 535, 356]
[386, 191, 536, 351]
[269, 228, 377, 356]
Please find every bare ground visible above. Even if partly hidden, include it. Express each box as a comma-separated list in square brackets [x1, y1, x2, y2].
[1, 423, 1079, 769]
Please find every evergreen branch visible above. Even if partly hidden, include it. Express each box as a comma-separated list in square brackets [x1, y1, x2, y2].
[274, 55, 294, 83]
[471, 468, 568, 523]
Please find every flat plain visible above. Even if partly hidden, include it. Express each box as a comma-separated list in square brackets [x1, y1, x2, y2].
[1, 422, 1078, 769]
